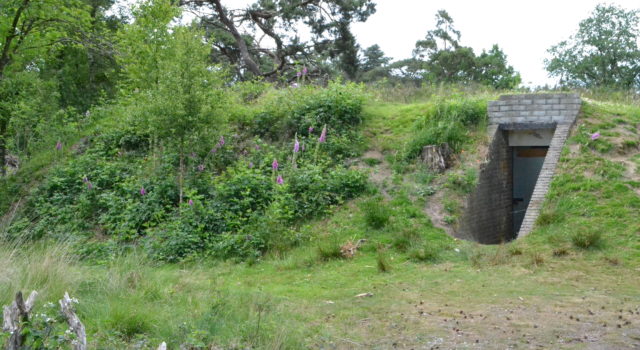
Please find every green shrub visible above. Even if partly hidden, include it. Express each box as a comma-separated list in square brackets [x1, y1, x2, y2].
[249, 81, 366, 140]
[6, 82, 370, 262]
[571, 230, 603, 250]
[106, 306, 153, 339]
[445, 168, 477, 193]
[363, 157, 382, 166]
[405, 120, 467, 159]
[376, 251, 391, 272]
[286, 166, 367, 221]
[361, 199, 391, 229]
[405, 97, 487, 159]
[408, 242, 441, 262]
[392, 228, 420, 252]
[317, 239, 343, 261]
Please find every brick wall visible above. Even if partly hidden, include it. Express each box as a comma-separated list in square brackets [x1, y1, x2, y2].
[488, 93, 580, 125]
[456, 126, 514, 244]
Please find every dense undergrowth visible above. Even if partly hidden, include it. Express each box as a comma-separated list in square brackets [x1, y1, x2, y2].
[2, 82, 369, 263]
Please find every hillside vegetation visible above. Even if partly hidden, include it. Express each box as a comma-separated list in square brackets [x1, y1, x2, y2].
[2, 85, 639, 349]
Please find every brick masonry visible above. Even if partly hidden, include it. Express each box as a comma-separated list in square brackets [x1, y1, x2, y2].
[457, 93, 581, 243]
[456, 126, 513, 244]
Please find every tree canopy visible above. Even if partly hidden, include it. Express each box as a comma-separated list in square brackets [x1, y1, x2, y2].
[180, 0, 376, 80]
[545, 4, 640, 89]
[400, 10, 521, 89]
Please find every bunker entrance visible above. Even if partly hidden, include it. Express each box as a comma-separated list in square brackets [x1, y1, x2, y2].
[457, 125, 555, 244]
[512, 146, 547, 233]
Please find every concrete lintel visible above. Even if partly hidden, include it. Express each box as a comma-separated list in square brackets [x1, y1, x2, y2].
[498, 122, 557, 131]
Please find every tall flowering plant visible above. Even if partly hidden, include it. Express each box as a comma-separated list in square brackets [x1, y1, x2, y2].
[314, 124, 327, 163]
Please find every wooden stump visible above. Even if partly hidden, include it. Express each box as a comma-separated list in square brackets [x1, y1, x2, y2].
[2, 291, 38, 350]
[420, 144, 453, 173]
[59, 292, 87, 350]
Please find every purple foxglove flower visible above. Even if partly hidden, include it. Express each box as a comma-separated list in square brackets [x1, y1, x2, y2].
[140, 186, 147, 196]
[296, 71, 302, 78]
[276, 175, 284, 185]
[248, 162, 254, 169]
[210, 147, 218, 154]
[294, 138, 300, 153]
[82, 176, 89, 183]
[197, 164, 205, 172]
[308, 126, 314, 134]
[302, 66, 308, 75]
[218, 136, 225, 147]
[55, 141, 62, 151]
[272, 158, 279, 171]
[188, 199, 194, 206]
[591, 132, 600, 140]
[87, 182, 93, 190]
[318, 125, 327, 143]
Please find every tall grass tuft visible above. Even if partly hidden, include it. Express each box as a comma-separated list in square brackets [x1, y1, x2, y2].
[405, 97, 488, 159]
[571, 230, 603, 250]
[361, 198, 391, 229]
[0, 239, 81, 306]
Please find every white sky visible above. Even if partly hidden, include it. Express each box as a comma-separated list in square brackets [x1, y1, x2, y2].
[179, 0, 640, 87]
[350, 0, 639, 87]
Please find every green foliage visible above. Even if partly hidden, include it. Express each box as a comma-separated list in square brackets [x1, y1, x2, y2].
[191, 0, 376, 80]
[408, 241, 442, 262]
[376, 249, 391, 272]
[316, 239, 343, 261]
[286, 166, 367, 221]
[405, 97, 487, 159]
[411, 10, 520, 89]
[445, 168, 478, 194]
[249, 81, 366, 141]
[5, 76, 368, 262]
[571, 230, 603, 250]
[546, 4, 640, 89]
[12, 300, 75, 349]
[362, 157, 382, 166]
[360, 198, 391, 229]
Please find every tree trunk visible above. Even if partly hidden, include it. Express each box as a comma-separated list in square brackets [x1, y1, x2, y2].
[179, 140, 184, 205]
[0, 122, 6, 177]
[211, 0, 262, 76]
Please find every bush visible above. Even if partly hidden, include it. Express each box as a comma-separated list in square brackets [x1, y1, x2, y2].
[571, 229, 603, 250]
[376, 250, 391, 272]
[392, 228, 420, 252]
[405, 120, 467, 159]
[317, 239, 343, 261]
[361, 199, 391, 229]
[405, 97, 487, 159]
[286, 166, 367, 221]
[6, 82, 371, 262]
[249, 81, 366, 140]
[408, 242, 441, 262]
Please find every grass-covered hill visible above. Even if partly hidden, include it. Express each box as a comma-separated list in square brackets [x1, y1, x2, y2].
[1, 85, 639, 349]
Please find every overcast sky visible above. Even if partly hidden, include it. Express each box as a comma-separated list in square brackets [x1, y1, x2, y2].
[350, 0, 639, 87]
[180, 0, 639, 87]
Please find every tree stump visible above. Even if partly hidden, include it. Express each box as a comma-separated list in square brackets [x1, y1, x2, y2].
[2, 291, 38, 350]
[59, 292, 87, 350]
[420, 144, 453, 173]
